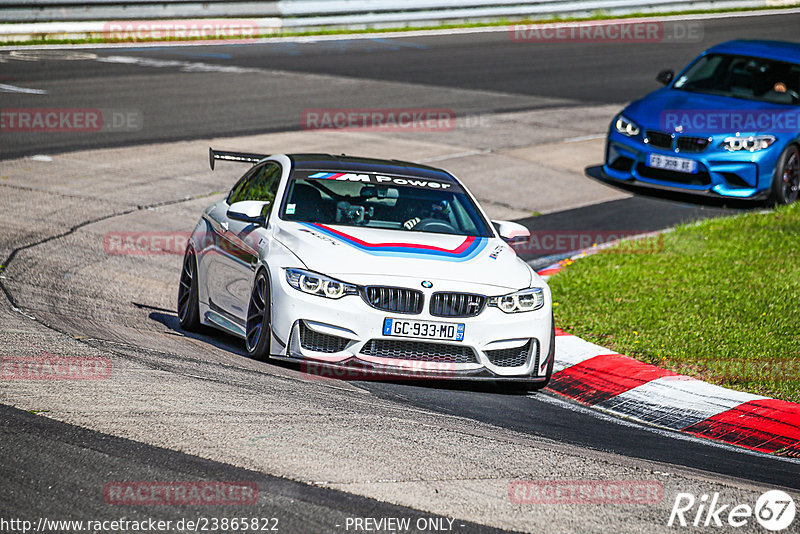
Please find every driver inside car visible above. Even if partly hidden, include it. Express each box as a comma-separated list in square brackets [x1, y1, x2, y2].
[397, 189, 453, 231]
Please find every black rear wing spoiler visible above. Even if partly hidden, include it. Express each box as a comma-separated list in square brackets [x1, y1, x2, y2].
[209, 147, 268, 170]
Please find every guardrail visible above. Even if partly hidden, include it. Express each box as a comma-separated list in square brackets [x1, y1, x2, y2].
[1, 0, 777, 22]
[2, 1, 278, 22]
[0, 0, 784, 42]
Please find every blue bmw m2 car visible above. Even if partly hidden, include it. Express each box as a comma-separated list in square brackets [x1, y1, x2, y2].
[603, 40, 800, 204]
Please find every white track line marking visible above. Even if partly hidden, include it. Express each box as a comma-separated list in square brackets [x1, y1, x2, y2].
[7, 50, 98, 61]
[95, 55, 260, 74]
[0, 83, 47, 94]
[563, 133, 605, 143]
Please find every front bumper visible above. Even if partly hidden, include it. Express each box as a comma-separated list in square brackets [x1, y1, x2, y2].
[268, 269, 554, 381]
[602, 129, 781, 199]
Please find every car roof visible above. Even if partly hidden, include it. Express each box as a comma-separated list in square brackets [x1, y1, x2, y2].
[287, 153, 458, 183]
[704, 40, 800, 64]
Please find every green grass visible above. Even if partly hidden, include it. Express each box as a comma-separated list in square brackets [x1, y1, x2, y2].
[549, 203, 800, 402]
[5, 4, 800, 46]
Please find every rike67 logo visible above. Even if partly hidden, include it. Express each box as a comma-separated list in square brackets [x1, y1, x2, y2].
[668, 490, 796, 531]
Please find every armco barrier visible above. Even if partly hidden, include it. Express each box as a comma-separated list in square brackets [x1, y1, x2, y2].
[0, 0, 780, 42]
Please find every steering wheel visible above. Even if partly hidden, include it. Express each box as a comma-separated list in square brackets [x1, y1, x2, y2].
[407, 218, 458, 233]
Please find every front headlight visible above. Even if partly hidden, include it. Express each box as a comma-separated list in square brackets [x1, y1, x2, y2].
[614, 115, 640, 137]
[488, 288, 545, 313]
[285, 268, 357, 299]
[721, 135, 776, 152]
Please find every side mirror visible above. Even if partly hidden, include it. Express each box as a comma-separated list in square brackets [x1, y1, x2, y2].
[492, 220, 530, 244]
[656, 69, 674, 86]
[227, 200, 270, 225]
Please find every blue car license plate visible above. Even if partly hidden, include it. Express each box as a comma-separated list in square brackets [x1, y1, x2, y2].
[647, 153, 698, 174]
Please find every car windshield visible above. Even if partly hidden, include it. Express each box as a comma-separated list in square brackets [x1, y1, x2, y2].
[673, 53, 800, 105]
[280, 170, 493, 237]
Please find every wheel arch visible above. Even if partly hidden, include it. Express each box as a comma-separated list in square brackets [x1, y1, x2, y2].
[253, 262, 273, 314]
[770, 141, 800, 204]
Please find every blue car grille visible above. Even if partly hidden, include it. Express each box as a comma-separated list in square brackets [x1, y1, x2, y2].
[646, 130, 673, 149]
[610, 156, 635, 171]
[645, 130, 710, 154]
[636, 163, 711, 186]
[677, 136, 711, 153]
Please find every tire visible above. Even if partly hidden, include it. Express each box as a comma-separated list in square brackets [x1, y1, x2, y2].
[245, 269, 271, 361]
[177, 247, 202, 332]
[770, 144, 800, 205]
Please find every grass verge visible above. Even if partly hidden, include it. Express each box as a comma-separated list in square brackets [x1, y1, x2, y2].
[548, 203, 800, 402]
[3, 5, 799, 46]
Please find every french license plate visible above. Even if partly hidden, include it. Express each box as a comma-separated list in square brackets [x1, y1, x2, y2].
[647, 153, 698, 174]
[383, 318, 464, 341]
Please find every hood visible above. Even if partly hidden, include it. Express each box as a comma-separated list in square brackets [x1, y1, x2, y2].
[273, 222, 533, 291]
[622, 88, 797, 135]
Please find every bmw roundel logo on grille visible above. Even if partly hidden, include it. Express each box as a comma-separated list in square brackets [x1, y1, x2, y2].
[421, 280, 433, 288]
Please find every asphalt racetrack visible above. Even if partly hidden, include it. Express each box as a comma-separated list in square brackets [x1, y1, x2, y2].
[1, 10, 799, 533]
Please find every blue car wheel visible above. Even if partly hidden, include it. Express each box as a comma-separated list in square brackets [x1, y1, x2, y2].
[772, 144, 800, 205]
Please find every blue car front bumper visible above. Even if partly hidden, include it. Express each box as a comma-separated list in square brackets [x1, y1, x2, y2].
[602, 129, 783, 199]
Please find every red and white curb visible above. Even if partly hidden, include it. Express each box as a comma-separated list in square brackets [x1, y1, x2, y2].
[536, 247, 800, 458]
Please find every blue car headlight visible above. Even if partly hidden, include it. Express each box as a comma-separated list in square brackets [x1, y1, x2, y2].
[614, 115, 640, 137]
[285, 268, 357, 299]
[488, 288, 545, 313]
[721, 135, 776, 152]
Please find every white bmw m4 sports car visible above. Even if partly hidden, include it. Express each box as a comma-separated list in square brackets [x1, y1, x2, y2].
[178, 149, 554, 387]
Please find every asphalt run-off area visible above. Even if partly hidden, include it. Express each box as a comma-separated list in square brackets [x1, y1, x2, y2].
[1, 9, 799, 534]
